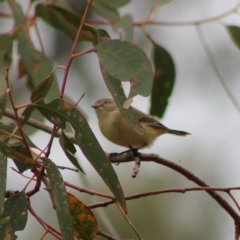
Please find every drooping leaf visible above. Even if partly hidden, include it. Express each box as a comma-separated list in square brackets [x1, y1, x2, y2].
[35, 4, 95, 43]
[0, 152, 7, 214]
[119, 14, 133, 42]
[34, 99, 127, 214]
[12, 146, 35, 173]
[97, 32, 144, 135]
[20, 73, 54, 127]
[9, 0, 58, 96]
[0, 123, 37, 166]
[59, 130, 84, 173]
[0, 34, 13, 71]
[95, 40, 153, 99]
[92, 0, 130, 8]
[91, 0, 120, 22]
[0, 91, 7, 119]
[67, 192, 98, 240]
[227, 25, 240, 49]
[150, 43, 175, 118]
[30, 73, 54, 102]
[0, 191, 27, 239]
[0, 139, 36, 165]
[0, 122, 38, 149]
[42, 157, 74, 240]
[101, 68, 145, 135]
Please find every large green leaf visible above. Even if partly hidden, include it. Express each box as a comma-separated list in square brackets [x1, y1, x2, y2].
[0, 139, 36, 165]
[42, 157, 74, 240]
[150, 43, 175, 118]
[95, 40, 153, 99]
[35, 4, 95, 43]
[34, 99, 127, 213]
[0, 122, 38, 149]
[93, 0, 130, 8]
[0, 123, 37, 167]
[101, 68, 145, 135]
[96, 32, 144, 135]
[91, 0, 120, 22]
[9, 0, 58, 95]
[0, 191, 27, 239]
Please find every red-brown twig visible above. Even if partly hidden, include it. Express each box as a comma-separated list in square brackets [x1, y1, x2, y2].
[65, 182, 114, 199]
[27, 199, 62, 239]
[97, 230, 119, 240]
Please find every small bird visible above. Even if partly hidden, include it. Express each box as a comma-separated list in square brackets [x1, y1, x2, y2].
[92, 99, 189, 149]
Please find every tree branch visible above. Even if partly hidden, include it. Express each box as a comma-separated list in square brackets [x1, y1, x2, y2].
[4, 108, 240, 232]
[109, 152, 240, 230]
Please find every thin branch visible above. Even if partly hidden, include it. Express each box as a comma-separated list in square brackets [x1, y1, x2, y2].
[88, 186, 240, 209]
[134, 2, 240, 27]
[4, 108, 75, 142]
[196, 24, 240, 114]
[60, 0, 93, 98]
[97, 230, 119, 240]
[5, 108, 240, 229]
[87, 3, 240, 27]
[65, 182, 114, 199]
[109, 152, 240, 229]
[27, 199, 62, 239]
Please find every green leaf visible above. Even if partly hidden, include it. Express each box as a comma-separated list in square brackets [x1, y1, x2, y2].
[150, 43, 175, 118]
[42, 157, 74, 240]
[0, 123, 37, 166]
[91, 1, 120, 22]
[21, 72, 54, 126]
[20, 73, 54, 127]
[93, 0, 130, 8]
[34, 99, 127, 214]
[67, 193, 98, 240]
[12, 147, 35, 173]
[0, 122, 38, 149]
[0, 152, 7, 215]
[227, 25, 240, 49]
[59, 131, 85, 173]
[0, 91, 7, 119]
[0, 139, 36, 165]
[101, 68, 145, 135]
[0, 34, 13, 71]
[119, 14, 133, 42]
[9, 0, 58, 95]
[95, 40, 153, 98]
[31, 73, 54, 102]
[35, 4, 95, 43]
[0, 191, 27, 239]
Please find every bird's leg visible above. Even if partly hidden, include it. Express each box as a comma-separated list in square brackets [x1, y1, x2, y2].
[109, 145, 140, 159]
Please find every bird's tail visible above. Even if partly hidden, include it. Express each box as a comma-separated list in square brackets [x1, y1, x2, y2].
[168, 129, 190, 136]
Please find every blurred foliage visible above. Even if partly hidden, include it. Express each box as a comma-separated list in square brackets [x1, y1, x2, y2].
[0, 0, 240, 239]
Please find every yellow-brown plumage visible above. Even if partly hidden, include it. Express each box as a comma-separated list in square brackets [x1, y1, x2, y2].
[92, 99, 189, 149]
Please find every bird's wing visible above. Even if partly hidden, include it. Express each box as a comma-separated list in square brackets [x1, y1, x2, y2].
[139, 116, 168, 129]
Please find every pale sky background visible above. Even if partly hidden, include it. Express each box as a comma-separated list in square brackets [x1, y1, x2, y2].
[2, 0, 240, 239]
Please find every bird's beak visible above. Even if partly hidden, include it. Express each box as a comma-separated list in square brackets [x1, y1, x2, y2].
[91, 104, 97, 109]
